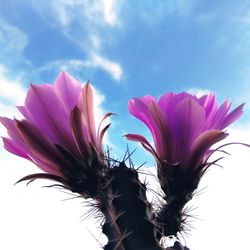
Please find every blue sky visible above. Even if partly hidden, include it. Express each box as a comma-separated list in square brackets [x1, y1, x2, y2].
[1, 0, 250, 162]
[1, 1, 250, 249]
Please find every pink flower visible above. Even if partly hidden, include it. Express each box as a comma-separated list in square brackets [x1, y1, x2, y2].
[125, 92, 244, 193]
[125, 92, 244, 237]
[1, 72, 112, 196]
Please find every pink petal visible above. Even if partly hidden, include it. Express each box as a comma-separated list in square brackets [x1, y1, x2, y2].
[0, 117, 28, 151]
[2, 137, 30, 160]
[17, 106, 32, 120]
[158, 92, 175, 111]
[99, 123, 111, 146]
[124, 133, 158, 159]
[208, 97, 232, 129]
[97, 112, 113, 139]
[172, 92, 195, 107]
[16, 120, 64, 175]
[159, 92, 192, 117]
[54, 71, 82, 112]
[186, 130, 228, 170]
[1, 117, 61, 174]
[217, 103, 244, 130]
[128, 98, 153, 127]
[24, 84, 76, 153]
[128, 98, 161, 153]
[141, 95, 157, 105]
[173, 98, 205, 164]
[148, 101, 173, 160]
[70, 106, 90, 157]
[79, 82, 96, 145]
[199, 94, 218, 119]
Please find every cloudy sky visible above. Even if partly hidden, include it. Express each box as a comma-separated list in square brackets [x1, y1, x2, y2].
[1, 1, 250, 249]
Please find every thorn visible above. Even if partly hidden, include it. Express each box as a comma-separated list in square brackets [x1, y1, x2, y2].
[123, 147, 136, 163]
[135, 161, 147, 171]
[110, 210, 125, 227]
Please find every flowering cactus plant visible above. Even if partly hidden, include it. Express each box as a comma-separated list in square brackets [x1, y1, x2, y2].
[125, 92, 244, 236]
[0, 72, 245, 250]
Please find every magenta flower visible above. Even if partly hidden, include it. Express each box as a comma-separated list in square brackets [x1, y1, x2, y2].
[126, 92, 243, 174]
[0, 72, 112, 196]
[125, 92, 244, 236]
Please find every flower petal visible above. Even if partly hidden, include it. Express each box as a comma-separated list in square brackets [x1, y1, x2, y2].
[208, 97, 231, 129]
[16, 119, 64, 175]
[128, 98, 161, 154]
[0, 117, 29, 152]
[99, 123, 111, 145]
[70, 106, 90, 157]
[79, 82, 96, 145]
[54, 71, 82, 112]
[199, 94, 218, 119]
[186, 130, 228, 170]
[124, 133, 158, 158]
[149, 101, 173, 160]
[0, 117, 61, 173]
[24, 84, 77, 153]
[217, 103, 244, 130]
[173, 98, 205, 164]
[2, 137, 30, 159]
[97, 112, 114, 139]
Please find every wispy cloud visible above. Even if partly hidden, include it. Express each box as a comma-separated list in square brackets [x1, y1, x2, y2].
[31, 0, 122, 49]
[0, 66, 27, 137]
[126, 0, 196, 25]
[0, 19, 28, 57]
[103, 0, 119, 26]
[25, 0, 124, 81]
[194, 1, 250, 55]
[0, 66, 26, 104]
[187, 88, 212, 97]
[48, 0, 121, 28]
[90, 53, 123, 81]
[0, 18, 30, 71]
[38, 54, 123, 82]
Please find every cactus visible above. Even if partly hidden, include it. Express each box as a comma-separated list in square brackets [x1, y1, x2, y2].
[1, 72, 246, 250]
[99, 162, 161, 250]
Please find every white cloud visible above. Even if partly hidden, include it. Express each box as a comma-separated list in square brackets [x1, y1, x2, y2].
[0, 66, 27, 139]
[0, 66, 26, 105]
[50, 0, 120, 27]
[27, 0, 124, 81]
[91, 53, 123, 81]
[187, 87, 212, 97]
[90, 34, 102, 50]
[32, 0, 121, 45]
[38, 59, 92, 74]
[28, 0, 125, 82]
[0, 155, 105, 250]
[132, 0, 196, 25]
[0, 2, 124, 82]
[103, 0, 119, 26]
[195, 1, 250, 58]
[0, 19, 29, 56]
[38, 55, 123, 82]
